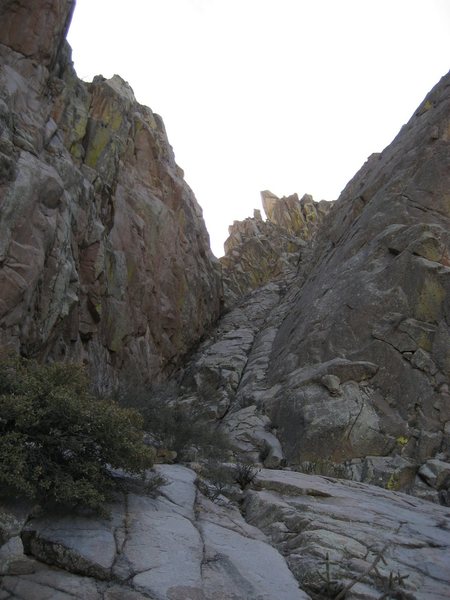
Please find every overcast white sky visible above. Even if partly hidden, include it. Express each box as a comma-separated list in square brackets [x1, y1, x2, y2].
[67, 0, 450, 256]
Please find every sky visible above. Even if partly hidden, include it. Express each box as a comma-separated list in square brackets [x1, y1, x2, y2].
[67, 0, 450, 257]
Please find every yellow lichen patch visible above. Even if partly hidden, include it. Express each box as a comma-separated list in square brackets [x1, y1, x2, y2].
[417, 332, 433, 352]
[396, 435, 408, 447]
[105, 310, 129, 353]
[72, 110, 88, 142]
[70, 142, 83, 160]
[109, 110, 123, 132]
[386, 473, 400, 491]
[417, 98, 434, 116]
[85, 126, 113, 169]
[415, 276, 446, 322]
[413, 236, 443, 263]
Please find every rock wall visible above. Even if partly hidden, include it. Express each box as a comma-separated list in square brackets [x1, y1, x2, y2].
[0, 0, 222, 390]
[177, 72, 450, 503]
[1, 3, 450, 598]
[264, 72, 450, 494]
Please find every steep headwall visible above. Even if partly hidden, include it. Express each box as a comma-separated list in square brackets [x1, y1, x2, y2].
[265, 72, 450, 492]
[0, 0, 222, 389]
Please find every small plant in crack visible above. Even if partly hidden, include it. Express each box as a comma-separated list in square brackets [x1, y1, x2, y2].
[259, 440, 271, 463]
[307, 535, 412, 600]
[199, 460, 234, 501]
[377, 570, 411, 599]
[144, 472, 167, 498]
[233, 462, 259, 490]
[307, 552, 346, 599]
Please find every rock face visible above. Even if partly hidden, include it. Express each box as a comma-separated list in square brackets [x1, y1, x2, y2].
[0, 0, 75, 69]
[178, 71, 450, 504]
[263, 72, 450, 495]
[245, 468, 450, 599]
[0, 0, 222, 390]
[2, 466, 449, 599]
[260, 190, 331, 239]
[1, 1, 450, 597]
[220, 192, 332, 303]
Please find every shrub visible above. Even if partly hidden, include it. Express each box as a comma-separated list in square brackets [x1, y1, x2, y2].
[118, 381, 232, 461]
[233, 462, 259, 489]
[200, 460, 235, 501]
[0, 358, 153, 513]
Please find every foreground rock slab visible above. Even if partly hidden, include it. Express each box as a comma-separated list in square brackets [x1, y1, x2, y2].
[2, 466, 450, 598]
[245, 469, 450, 599]
[0, 466, 308, 599]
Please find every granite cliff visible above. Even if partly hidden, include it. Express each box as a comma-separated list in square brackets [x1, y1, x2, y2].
[1, 1, 450, 599]
[0, 0, 222, 391]
[184, 71, 450, 503]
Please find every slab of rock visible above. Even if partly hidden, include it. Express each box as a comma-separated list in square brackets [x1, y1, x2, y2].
[0, 466, 310, 599]
[200, 521, 307, 599]
[179, 281, 286, 452]
[3, 466, 450, 598]
[244, 468, 450, 599]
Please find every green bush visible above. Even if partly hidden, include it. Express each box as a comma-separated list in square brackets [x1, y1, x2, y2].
[118, 381, 232, 462]
[0, 358, 153, 512]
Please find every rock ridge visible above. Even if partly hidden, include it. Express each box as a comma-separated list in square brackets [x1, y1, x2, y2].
[179, 71, 450, 505]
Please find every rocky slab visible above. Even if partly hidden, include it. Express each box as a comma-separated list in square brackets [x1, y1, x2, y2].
[2, 466, 450, 598]
[0, 466, 308, 599]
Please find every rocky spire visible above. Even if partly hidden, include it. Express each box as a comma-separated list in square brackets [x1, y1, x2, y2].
[220, 191, 333, 304]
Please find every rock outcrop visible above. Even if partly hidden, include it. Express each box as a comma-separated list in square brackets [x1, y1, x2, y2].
[262, 72, 450, 497]
[1, 1, 450, 598]
[2, 466, 449, 599]
[0, 466, 309, 600]
[220, 192, 332, 304]
[178, 72, 450, 504]
[0, 0, 222, 390]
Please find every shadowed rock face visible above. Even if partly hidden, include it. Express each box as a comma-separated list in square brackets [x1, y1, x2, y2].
[265, 72, 450, 489]
[0, 0, 222, 390]
[0, 0, 75, 69]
